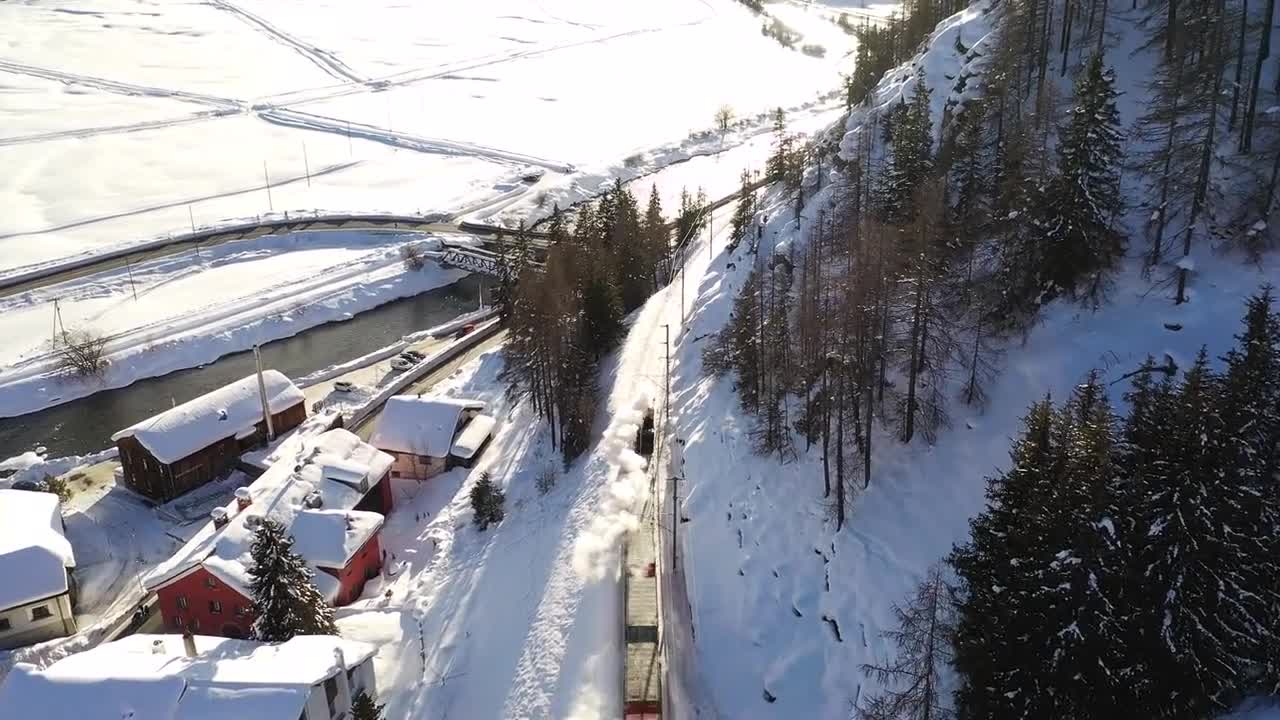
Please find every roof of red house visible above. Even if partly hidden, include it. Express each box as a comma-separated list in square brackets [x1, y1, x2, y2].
[111, 370, 305, 464]
[143, 429, 391, 601]
[370, 395, 485, 458]
[0, 634, 376, 719]
[0, 489, 75, 610]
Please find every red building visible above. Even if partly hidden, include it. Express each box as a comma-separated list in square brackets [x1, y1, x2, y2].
[143, 429, 395, 638]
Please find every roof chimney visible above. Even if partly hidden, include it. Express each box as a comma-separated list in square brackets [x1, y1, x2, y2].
[211, 507, 229, 529]
[182, 631, 198, 658]
[235, 487, 252, 511]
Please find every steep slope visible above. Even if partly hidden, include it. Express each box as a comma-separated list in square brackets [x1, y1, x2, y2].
[649, 2, 1280, 718]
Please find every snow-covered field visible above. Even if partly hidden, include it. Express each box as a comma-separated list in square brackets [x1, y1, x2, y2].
[0, 230, 469, 418]
[1, 0, 859, 276]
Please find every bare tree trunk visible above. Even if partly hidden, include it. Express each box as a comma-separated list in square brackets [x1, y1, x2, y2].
[1178, 4, 1226, 304]
[1241, 0, 1275, 151]
[1228, 0, 1249, 132]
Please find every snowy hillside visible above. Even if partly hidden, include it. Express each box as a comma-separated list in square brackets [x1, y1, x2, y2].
[642, 0, 1280, 718]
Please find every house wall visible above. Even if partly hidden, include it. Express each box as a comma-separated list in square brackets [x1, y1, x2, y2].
[353, 472, 394, 516]
[387, 451, 446, 481]
[320, 534, 383, 607]
[155, 566, 254, 638]
[302, 657, 376, 720]
[0, 589, 75, 651]
[117, 399, 307, 503]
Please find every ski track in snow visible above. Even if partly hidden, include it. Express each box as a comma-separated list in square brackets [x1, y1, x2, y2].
[205, 0, 367, 84]
[0, 58, 243, 110]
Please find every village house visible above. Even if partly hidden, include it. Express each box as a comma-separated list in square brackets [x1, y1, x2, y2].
[370, 395, 495, 480]
[0, 489, 77, 650]
[0, 632, 378, 720]
[142, 429, 393, 638]
[112, 370, 307, 503]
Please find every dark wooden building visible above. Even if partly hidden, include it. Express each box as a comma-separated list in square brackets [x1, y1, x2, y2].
[112, 371, 306, 503]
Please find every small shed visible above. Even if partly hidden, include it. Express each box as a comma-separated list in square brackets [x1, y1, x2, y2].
[370, 396, 486, 480]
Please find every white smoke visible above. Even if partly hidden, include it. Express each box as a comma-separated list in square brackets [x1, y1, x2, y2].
[572, 395, 653, 580]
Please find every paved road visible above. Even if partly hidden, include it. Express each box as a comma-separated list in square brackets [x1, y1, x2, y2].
[351, 328, 508, 439]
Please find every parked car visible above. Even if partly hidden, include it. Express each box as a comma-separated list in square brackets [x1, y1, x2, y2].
[453, 324, 476, 340]
[400, 349, 425, 362]
[390, 357, 415, 372]
[333, 380, 355, 393]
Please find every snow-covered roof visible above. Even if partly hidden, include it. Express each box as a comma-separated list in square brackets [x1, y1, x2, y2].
[0, 634, 376, 720]
[0, 489, 75, 609]
[290, 509, 384, 569]
[371, 395, 485, 458]
[143, 429, 392, 600]
[111, 370, 305, 464]
[450, 415, 496, 461]
[0, 663, 185, 719]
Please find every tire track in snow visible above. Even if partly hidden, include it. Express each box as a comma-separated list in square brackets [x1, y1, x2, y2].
[0, 58, 242, 110]
[205, 0, 366, 84]
[0, 109, 234, 147]
[257, 107, 575, 172]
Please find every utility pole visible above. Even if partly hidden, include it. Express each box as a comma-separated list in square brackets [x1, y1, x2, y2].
[662, 323, 675, 568]
[124, 256, 138, 301]
[708, 202, 714, 262]
[302, 141, 311, 188]
[253, 344, 276, 441]
[188, 204, 196, 233]
[347, 121, 353, 156]
[263, 161, 274, 212]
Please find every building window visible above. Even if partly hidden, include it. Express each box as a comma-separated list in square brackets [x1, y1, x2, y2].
[0, 617, 10, 632]
[177, 596, 189, 610]
[324, 676, 340, 716]
[235, 604, 247, 617]
[347, 667, 360, 694]
[172, 615, 184, 629]
[205, 576, 217, 589]
[30, 605, 52, 621]
[209, 600, 223, 614]
[190, 618, 200, 631]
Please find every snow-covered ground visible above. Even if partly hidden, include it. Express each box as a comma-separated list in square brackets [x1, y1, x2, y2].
[0, 229, 469, 419]
[1, 0, 859, 277]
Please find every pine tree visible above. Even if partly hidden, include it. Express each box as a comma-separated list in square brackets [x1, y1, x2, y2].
[1032, 52, 1124, 304]
[859, 564, 956, 720]
[728, 169, 757, 251]
[642, 186, 669, 288]
[248, 519, 337, 642]
[878, 71, 934, 225]
[950, 398, 1058, 720]
[351, 691, 385, 720]
[470, 470, 506, 531]
[766, 108, 795, 183]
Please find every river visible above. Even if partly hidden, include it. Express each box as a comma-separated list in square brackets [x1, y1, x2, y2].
[0, 274, 491, 461]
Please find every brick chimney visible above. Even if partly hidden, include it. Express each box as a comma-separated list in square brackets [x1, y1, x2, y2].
[182, 631, 198, 658]
[235, 487, 252, 511]
[211, 507, 229, 529]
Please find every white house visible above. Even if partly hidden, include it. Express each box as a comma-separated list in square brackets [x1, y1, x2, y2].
[370, 396, 494, 480]
[0, 489, 77, 650]
[0, 633, 378, 720]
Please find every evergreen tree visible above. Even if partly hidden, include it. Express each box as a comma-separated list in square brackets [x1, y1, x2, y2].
[1032, 53, 1124, 304]
[878, 71, 934, 224]
[351, 691, 385, 720]
[642, 186, 669, 288]
[766, 108, 796, 183]
[728, 169, 757, 251]
[470, 471, 506, 531]
[950, 398, 1058, 720]
[247, 519, 337, 642]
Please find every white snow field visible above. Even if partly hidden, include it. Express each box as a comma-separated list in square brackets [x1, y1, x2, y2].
[0, 0, 859, 277]
[0, 230, 468, 418]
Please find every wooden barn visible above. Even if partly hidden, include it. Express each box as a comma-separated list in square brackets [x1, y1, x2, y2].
[111, 370, 306, 503]
[142, 429, 394, 639]
[369, 396, 494, 480]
